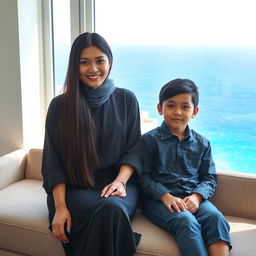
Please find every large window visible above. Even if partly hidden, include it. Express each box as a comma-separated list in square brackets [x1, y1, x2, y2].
[95, 0, 256, 174]
[52, 0, 72, 94]
[50, 0, 94, 95]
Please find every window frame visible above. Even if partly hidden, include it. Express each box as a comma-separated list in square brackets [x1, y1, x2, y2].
[42, 0, 95, 112]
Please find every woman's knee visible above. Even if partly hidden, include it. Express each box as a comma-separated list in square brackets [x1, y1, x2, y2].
[100, 197, 127, 215]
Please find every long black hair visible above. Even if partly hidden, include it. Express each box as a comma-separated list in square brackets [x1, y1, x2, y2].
[59, 32, 113, 188]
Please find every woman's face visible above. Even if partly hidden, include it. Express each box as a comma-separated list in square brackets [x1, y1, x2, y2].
[79, 45, 111, 88]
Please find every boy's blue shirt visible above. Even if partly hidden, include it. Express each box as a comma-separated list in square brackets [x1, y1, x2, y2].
[139, 121, 217, 200]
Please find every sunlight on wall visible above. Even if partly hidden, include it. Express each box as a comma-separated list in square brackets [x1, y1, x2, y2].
[18, 0, 44, 150]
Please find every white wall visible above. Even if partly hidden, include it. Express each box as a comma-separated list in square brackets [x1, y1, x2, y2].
[0, 0, 93, 156]
[0, 0, 43, 156]
[0, 0, 23, 156]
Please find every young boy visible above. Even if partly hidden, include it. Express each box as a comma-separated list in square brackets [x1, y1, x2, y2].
[139, 79, 231, 256]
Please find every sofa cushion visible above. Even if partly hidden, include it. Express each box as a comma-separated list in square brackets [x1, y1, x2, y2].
[25, 149, 43, 181]
[1, 178, 256, 256]
[132, 212, 256, 256]
[226, 216, 256, 256]
[0, 179, 64, 256]
[0, 250, 26, 256]
[0, 179, 182, 256]
[132, 210, 180, 256]
[211, 171, 256, 219]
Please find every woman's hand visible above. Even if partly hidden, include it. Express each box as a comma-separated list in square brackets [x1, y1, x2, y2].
[51, 205, 72, 243]
[183, 193, 203, 214]
[101, 179, 127, 198]
[160, 193, 188, 213]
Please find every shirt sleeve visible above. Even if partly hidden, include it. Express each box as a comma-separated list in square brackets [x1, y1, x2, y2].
[192, 141, 217, 199]
[41, 97, 68, 195]
[118, 92, 142, 173]
[138, 134, 170, 199]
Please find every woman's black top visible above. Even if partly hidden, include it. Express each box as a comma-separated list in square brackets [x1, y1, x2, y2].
[42, 87, 141, 193]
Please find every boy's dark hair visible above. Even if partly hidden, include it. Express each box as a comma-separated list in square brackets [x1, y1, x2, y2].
[159, 78, 199, 108]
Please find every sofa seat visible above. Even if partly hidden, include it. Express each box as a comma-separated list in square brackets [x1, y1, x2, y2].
[2, 179, 256, 256]
[0, 180, 64, 256]
[133, 211, 256, 256]
[0, 149, 256, 256]
[225, 216, 256, 256]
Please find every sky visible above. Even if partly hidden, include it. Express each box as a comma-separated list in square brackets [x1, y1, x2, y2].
[95, 0, 256, 46]
[53, 0, 71, 44]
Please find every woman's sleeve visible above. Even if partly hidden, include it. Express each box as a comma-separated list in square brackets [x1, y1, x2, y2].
[41, 98, 68, 194]
[118, 92, 142, 173]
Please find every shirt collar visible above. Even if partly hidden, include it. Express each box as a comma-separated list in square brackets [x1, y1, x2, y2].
[159, 121, 195, 142]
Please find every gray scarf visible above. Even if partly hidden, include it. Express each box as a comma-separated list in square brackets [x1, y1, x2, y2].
[81, 78, 115, 108]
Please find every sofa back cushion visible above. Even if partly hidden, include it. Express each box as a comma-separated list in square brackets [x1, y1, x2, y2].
[24, 149, 256, 220]
[211, 171, 256, 220]
[25, 149, 43, 180]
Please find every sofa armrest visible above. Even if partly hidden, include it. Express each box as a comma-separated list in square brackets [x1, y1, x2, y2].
[210, 170, 256, 219]
[25, 148, 43, 180]
[0, 150, 27, 190]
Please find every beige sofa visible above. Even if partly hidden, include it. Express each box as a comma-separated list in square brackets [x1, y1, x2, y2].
[0, 149, 256, 256]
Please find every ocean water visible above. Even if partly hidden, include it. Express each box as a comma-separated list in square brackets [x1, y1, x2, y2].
[109, 45, 256, 174]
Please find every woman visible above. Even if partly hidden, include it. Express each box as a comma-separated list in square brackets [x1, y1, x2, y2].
[42, 32, 141, 256]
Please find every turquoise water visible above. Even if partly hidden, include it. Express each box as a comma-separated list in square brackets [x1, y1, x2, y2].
[110, 45, 256, 174]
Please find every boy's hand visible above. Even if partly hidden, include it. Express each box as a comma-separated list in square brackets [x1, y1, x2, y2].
[160, 193, 188, 213]
[183, 193, 203, 214]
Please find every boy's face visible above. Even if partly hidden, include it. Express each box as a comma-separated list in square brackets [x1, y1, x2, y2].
[157, 93, 198, 136]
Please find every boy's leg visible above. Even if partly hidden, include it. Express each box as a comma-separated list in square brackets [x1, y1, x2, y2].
[144, 199, 208, 256]
[195, 200, 231, 252]
[207, 241, 229, 256]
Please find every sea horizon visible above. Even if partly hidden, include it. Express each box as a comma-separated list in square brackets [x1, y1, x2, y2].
[55, 45, 256, 174]
[111, 45, 256, 174]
